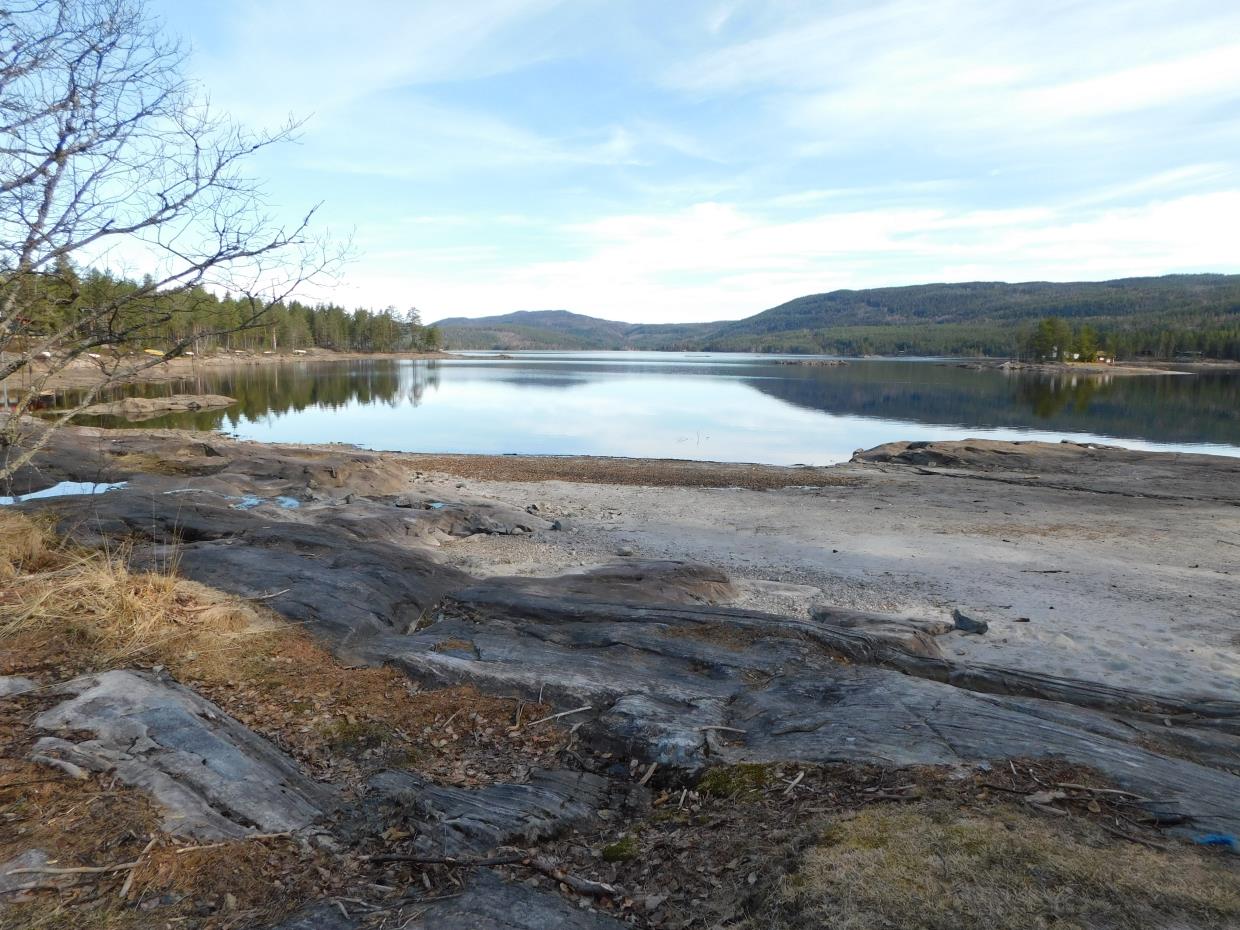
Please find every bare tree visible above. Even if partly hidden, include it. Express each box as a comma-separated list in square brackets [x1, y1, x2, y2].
[0, 0, 339, 483]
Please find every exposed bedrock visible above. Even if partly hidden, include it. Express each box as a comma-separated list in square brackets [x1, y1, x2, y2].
[77, 394, 237, 420]
[18, 428, 1240, 844]
[30, 670, 338, 840]
[364, 579, 1240, 839]
[340, 768, 616, 857]
[276, 872, 628, 930]
[853, 437, 1240, 504]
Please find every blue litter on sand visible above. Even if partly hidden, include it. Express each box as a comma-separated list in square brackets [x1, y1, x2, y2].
[1194, 833, 1238, 851]
[275, 496, 301, 509]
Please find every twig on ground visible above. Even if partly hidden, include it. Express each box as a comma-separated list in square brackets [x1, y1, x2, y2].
[173, 831, 292, 854]
[525, 705, 591, 727]
[246, 588, 290, 601]
[365, 850, 625, 898]
[0, 777, 65, 791]
[696, 725, 747, 734]
[1054, 782, 1149, 800]
[118, 837, 157, 899]
[7, 861, 139, 876]
[782, 771, 806, 796]
[527, 854, 624, 897]
[1099, 822, 1174, 850]
[638, 762, 658, 786]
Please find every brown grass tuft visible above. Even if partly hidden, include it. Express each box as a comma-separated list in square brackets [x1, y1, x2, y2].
[0, 510, 58, 580]
[0, 509, 276, 674]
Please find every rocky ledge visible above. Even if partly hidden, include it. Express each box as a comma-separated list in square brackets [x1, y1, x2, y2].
[77, 394, 236, 420]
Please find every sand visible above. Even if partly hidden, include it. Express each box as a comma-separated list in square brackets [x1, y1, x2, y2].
[405, 450, 1240, 702]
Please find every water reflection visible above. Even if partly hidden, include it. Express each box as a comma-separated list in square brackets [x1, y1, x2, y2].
[60, 353, 1240, 464]
[71, 360, 442, 431]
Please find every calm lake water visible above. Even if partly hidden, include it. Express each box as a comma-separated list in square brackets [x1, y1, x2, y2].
[66, 352, 1240, 465]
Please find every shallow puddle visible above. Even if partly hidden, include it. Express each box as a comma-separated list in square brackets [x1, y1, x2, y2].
[0, 480, 127, 506]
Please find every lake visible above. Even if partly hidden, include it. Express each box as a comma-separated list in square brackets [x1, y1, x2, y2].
[65, 352, 1240, 465]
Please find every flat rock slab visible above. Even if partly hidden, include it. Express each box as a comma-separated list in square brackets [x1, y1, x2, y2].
[267, 873, 627, 930]
[401, 871, 627, 930]
[0, 849, 52, 899]
[33, 670, 337, 840]
[79, 394, 236, 420]
[348, 768, 613, 857]
[0, 676, 36, 698]
[457, 560, 738, 607]
[853, 438, 1240, 504]
[36, 476, 471, 646]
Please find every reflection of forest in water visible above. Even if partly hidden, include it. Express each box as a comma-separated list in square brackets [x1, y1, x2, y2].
[59, 356, 1240, 451]
[744, 363, 1240, 446]
[68, 360, 442, 431]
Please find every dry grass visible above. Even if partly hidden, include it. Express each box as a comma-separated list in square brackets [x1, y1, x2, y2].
[0, 510, 276, 676]
[0, 510, 57, 580]
[759, 801, 1240, 930]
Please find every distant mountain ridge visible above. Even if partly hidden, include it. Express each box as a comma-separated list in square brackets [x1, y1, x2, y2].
[434, 274, 1240, 358]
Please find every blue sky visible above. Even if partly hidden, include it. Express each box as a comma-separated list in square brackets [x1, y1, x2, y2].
[150, 0, 1240, 324]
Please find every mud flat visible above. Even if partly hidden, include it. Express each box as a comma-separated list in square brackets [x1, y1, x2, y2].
[3, 421, 1239, 927]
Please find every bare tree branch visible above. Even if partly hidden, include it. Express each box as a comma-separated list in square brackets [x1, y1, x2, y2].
[0, 0, 341, 482]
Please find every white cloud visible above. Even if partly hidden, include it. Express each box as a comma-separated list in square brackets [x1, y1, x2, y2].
[150, 0, 1240, 323]
[667, 0, 1240, 155]
[182, 0, 571, 123]
[339, 190, 1240, 323]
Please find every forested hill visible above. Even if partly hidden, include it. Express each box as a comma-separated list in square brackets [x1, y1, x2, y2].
[433, 310, 723, 351]
[435, 274, 1240, 359]
[433, 310, 638, 349]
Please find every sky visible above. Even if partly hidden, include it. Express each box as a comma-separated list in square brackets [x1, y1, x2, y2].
[150, 0, 1240, 324]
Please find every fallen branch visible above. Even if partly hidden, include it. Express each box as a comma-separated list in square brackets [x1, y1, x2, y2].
[525, 705, 592, 728]
[1054, 782, 1149, 800]
[246, 588, 291, 601]
[1099, 822, 1173, 851]
[366, 850, 624, 898]
[528, 854, 623, 898]
[173, 831, 292, 854]
[367, 852, 524, 868]
[119, 837, 157, 899]
[696, 725, 747, 734]
[7, 861, 139, 876]
[0, 777, 64, 791]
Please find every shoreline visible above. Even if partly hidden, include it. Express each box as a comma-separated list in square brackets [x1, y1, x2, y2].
[0, 347, 458, 393]
[952, 358, 1198, 376]
[8, 347, 1238, 397]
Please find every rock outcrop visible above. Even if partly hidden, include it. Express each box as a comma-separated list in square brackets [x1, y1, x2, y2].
[32, 670, 338, 840]
[78, 394, 236, 420]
